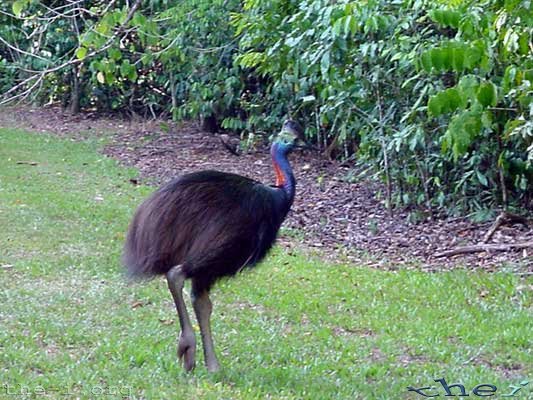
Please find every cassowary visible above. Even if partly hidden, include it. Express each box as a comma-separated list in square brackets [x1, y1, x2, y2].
[123, 120, 302, 372]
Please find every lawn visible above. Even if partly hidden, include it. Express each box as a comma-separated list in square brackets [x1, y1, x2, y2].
[0, 128, 531, 400]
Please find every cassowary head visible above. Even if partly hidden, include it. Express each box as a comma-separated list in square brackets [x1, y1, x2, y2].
[273, 120, 305, 154]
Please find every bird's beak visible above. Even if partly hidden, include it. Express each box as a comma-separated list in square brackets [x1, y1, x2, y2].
[293, 140, 319, 151]
[281, 119, 317, 150]
[293, 137, 305, 148]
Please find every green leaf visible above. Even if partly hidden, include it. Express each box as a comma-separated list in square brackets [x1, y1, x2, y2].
[446, 88, 464, 111]
[105, 72, 115, 85]
[476, 170, 488, 186]
[420, 51, 432, 72]
[428, 95, 443, 117]
[429, 9, 442, 24]
[430, 49, 446, 71]
[422, 42, 485, 74]
[236, 52, 265, 68]
[120, 60, 130, 77]
[428, 88, 465, 117]
[458, 75, 479, 100]
[95, 21, 111, 35]
[518, 33, 529, 55]
[285, 35, 303, 48]
[332, 18, 343, 37]
[12, 0, 25, 16]
[444, 111, 482, 159]
[481, 111, 493, 129]
[108, 48, 122, 61]
[90, 60, 102, 73]
[446, 11, 460, 28]
[429, 9, 461, 29]
[75, 47, 88, 60]
[460, 19, 475, 38]
[132, 12, 147, 27]
[503, 119, 526, 137]
[140, 54, 153, 66]
[477, 82, 497, 107]
[345, 15, 357, 35]
[451, 47, 465, 72]
[464, 44, 482, 69]
[320, 51, 330, 78]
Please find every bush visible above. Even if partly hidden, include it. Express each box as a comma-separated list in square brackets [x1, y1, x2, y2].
[233, 0, 532, 213]
[1, 0, 531, 214]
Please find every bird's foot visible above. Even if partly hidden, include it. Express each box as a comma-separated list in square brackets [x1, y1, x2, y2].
[206, 358, 220, 373]
[178, 332, 196, 372]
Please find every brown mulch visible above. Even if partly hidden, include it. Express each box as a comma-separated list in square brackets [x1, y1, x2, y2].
[1, 105, 531, 272]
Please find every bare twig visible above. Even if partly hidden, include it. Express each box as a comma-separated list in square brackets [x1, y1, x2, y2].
[1, 73, 45, 105]
[0, 34, 50, 62]
[0, 0, 143, 106]
[488, 107, 518, 112]
[16, 161, 38, 165]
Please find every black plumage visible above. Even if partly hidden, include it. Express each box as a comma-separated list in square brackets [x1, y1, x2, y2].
[123, 120, 302, 372]
[124, 170, 291, 292]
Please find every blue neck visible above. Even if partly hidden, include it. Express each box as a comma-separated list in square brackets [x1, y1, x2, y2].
[271, 143, 296, 206]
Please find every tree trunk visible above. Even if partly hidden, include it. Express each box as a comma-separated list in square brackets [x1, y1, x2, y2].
[69, 66, 80, 115]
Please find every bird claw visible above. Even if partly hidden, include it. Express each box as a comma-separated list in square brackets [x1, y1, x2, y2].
[206, 360, 220, 373]
[177, 332, 196, 372]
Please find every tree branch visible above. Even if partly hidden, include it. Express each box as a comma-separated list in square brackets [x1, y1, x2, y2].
[0, 0, 143, 106]
[0, 34, 50, 62]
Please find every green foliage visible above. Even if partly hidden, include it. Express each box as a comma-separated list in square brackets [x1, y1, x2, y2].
[420, 41, 488, 73]
[231, 0, 532, 212]
[419, 0, 532, 209]
[428, 88, 466, 117]
[429, 8, 461, 29]
[0, 0, 531, 214]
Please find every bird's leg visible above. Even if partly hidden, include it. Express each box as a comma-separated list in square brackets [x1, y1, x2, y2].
[191, 290, 220, 372]
[166, 265, 196, 372]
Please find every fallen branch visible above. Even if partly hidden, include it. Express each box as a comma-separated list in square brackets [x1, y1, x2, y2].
[483, 211, 530, 243]
[434, 241, 533, 258]
[219, 134, 240, 156]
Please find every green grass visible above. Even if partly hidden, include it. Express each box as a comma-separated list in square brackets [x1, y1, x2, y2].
[0, 128, 532, 400]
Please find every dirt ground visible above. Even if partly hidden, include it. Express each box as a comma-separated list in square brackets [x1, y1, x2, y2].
[1, 105, 531, 272]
